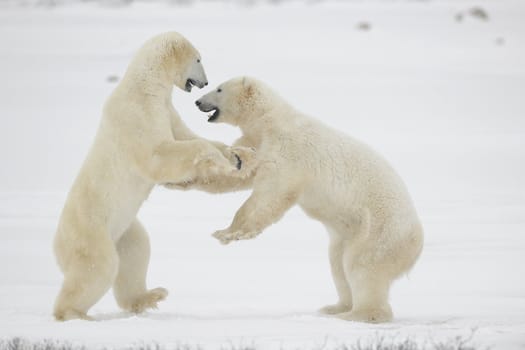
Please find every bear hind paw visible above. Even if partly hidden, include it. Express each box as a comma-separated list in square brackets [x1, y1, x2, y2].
[128, 287, 168, 314]
[54, 308, 93, 322]
[318, 302, 352, 315]
[336, 307, 393, 323]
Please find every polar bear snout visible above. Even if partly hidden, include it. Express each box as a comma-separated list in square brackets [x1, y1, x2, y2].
[195, 99, 220, 122]
[185, 78, 208, 92]
[195, 99, 212, 110]
[183, 58, 208, 92]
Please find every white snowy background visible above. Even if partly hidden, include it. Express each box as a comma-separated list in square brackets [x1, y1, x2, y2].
[0, 0, 524, 349]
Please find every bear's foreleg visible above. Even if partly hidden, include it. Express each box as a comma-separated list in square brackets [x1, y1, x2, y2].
[213, 176, 300, 244]
[143, 140, 235, 184]
[165, 146, 258, 193]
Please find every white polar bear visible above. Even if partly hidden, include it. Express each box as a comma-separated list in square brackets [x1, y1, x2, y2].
[188, 77, 424, 323]
[53, 32, 252, 321]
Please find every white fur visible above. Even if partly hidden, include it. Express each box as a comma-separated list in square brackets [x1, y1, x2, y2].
[53, 32, 247, 321]
[190, 77, 424, 323]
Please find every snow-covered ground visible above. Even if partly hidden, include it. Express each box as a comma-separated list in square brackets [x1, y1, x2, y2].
[0, 1, 524, 349]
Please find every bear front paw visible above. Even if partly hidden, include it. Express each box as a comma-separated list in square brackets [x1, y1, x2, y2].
[212, 229, 260, 244]
[230, 146, 258, 176]
[195, 152, 236, 176]
[212, 229, 234, 244]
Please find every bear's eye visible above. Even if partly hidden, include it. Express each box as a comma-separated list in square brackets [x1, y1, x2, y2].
[197, 59, 201, 63]
[217, 88, 222, 93]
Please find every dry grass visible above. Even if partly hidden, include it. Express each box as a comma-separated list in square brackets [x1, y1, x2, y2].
[0, 332, 486, 350]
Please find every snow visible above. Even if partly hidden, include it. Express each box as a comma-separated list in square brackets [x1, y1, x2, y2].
[0, 1, 524, 349]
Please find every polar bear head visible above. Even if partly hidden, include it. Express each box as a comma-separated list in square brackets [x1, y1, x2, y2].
[131, 32, 208, 93]
[195, 76, 273, 125]
[174, 42, 208, 93]
[161, 32, 208, 92]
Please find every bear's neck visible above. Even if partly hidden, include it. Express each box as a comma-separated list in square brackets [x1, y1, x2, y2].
[239, 102, 294, 145]
[121, 53, 176, 99]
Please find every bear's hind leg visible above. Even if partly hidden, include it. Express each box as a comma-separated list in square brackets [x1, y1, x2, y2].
[319, 235, 352, 315]
[337, 266, 393, 323]
[113, 219, 167, 314]
[53, 234, 119, 321]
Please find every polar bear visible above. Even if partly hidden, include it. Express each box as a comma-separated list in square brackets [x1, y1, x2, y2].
[53, 33, 252, 321]
[186, 77, 424, 323]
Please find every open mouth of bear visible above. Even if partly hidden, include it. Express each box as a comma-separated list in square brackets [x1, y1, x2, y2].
[197, 103, 220, 122]
[185, 79, 196, 92]
[206, 108, 220, 122]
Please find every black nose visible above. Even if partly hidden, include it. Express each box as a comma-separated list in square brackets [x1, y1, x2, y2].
[195, 100, 201, 106]
[204, 82, 208, 86]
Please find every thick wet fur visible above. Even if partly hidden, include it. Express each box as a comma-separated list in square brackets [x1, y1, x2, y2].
[193, 76, 424, 323]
